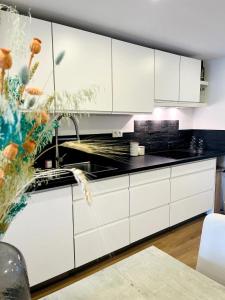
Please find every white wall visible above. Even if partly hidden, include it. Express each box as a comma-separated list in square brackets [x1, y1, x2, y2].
[59, 108, 194, 135]
[193, 57, 225, 129]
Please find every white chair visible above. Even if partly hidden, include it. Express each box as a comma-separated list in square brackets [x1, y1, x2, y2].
[196, 213, 225, 285]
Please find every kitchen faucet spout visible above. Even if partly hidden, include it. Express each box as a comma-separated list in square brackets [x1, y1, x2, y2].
[55, 114, 80, 168]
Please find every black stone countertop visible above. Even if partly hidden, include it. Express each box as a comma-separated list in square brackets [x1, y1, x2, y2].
[33, 149, 225, 191]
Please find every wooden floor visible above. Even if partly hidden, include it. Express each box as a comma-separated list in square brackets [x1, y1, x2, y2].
[32, 215, 205, 300]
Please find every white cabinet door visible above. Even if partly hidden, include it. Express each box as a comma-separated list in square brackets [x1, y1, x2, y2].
[74, 189, 129, 234]
[180, 56, 201, 102]
[171, 159, 216, 178]
[170, 159, 216, 225]
[73, 175, 129, 200]
[130, 205, 169, 243]
[130, 168, 170, 187]
[130, 179, 170, 216]
[3, 187, 74, 286]
[155, 50, 180, 101]
[112, 39, 154, 113]
[52, 23, 112, 112]
[0, 11, 54, 95]
[171, 169, 215, 202]
[170, 190, 214, 226]
[75, 219, 129, 267]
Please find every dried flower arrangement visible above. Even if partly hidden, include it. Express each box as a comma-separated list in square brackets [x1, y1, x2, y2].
[0, 4, 129, 238]
[0, 5, 94, 237]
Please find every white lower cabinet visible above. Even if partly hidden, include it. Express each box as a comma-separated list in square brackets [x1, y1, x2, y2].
[74, 189, 129, 234]
[130, 179, 170, 215]
[75, 219, 129, 267]
[171, 159, 216, 177]
[170, 159, 216, 226]
[171, 169, 215, 202]
[74, 159, 216, 268]
[129, 168, 170, 243]
[130, 205, 170, 243]
[73, 175, 130, 267]
[170, 190, 214, 226]
[2, 159, 217, 283]
[3, 187, 74, 287]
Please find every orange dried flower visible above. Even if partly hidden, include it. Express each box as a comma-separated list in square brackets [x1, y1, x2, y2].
[3, 143, 18, 160]
[35, 111, 50, 125]
[0, 48, 12, 69]
[30, 38, 42, 55]
[0, 169, 5, 188]
[0, 169, 4, 179]
[26, 87, 43, 96]
[23, 140, 36, 154]
[40, 111, 49, 124]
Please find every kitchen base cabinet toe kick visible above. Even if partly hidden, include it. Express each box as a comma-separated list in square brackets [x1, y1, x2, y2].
[4, 158, 217, 287]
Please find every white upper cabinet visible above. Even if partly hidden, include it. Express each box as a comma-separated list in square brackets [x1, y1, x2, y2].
[1, 11, 204, 111]
[52, 23, 112, 112]
[0, 11, 54, 95]
[180, 56, 201, 102]
[112, 39, 154, 113]
[155, 50, 180, 101]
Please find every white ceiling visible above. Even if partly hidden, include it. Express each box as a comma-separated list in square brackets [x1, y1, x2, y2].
[4, 0, 225, 59]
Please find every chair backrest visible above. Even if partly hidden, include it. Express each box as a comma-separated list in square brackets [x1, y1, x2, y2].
[196, 213, 225, 285]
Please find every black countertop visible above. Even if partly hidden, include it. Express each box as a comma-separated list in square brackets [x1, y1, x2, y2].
[33, 149, 225, 191]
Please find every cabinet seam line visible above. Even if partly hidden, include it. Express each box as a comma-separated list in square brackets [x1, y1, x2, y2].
[71, 186, 76, 267]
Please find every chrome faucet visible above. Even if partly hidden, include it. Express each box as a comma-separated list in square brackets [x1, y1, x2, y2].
[55, 113, 80, 168]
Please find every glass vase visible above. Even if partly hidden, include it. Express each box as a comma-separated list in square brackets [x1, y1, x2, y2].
[0, 241, 31, 299]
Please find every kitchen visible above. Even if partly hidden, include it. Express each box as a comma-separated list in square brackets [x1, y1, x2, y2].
[0, 1, 225, 299]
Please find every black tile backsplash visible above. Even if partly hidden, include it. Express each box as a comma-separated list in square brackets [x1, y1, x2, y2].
[133, 120, 191, 152]
[191, 130, 225, 152]
[35, 120, 225, 169]
[134, 120, 179, 134]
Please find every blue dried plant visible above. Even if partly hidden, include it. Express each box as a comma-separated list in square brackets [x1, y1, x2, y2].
[19, 66, 29, 85]
[55, 50, 66, 65]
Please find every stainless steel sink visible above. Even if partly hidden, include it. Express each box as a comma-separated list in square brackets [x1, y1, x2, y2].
[62, 161, 118, 174]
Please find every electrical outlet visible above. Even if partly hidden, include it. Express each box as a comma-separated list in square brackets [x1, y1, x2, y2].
[112, 130, 123, 138]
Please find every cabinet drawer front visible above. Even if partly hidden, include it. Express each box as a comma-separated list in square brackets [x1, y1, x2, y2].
[130, 168, 170, 187]
[73, 175, 129, 200]
[171, 169, 215, 202]
[74, 189, 129, 234]
[170, 190, 214, 226]
[171, 159, 216, 177]
[130, 179, 170, 215]
[130, 205, 169, 243]
[75, 219, 129, 267]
